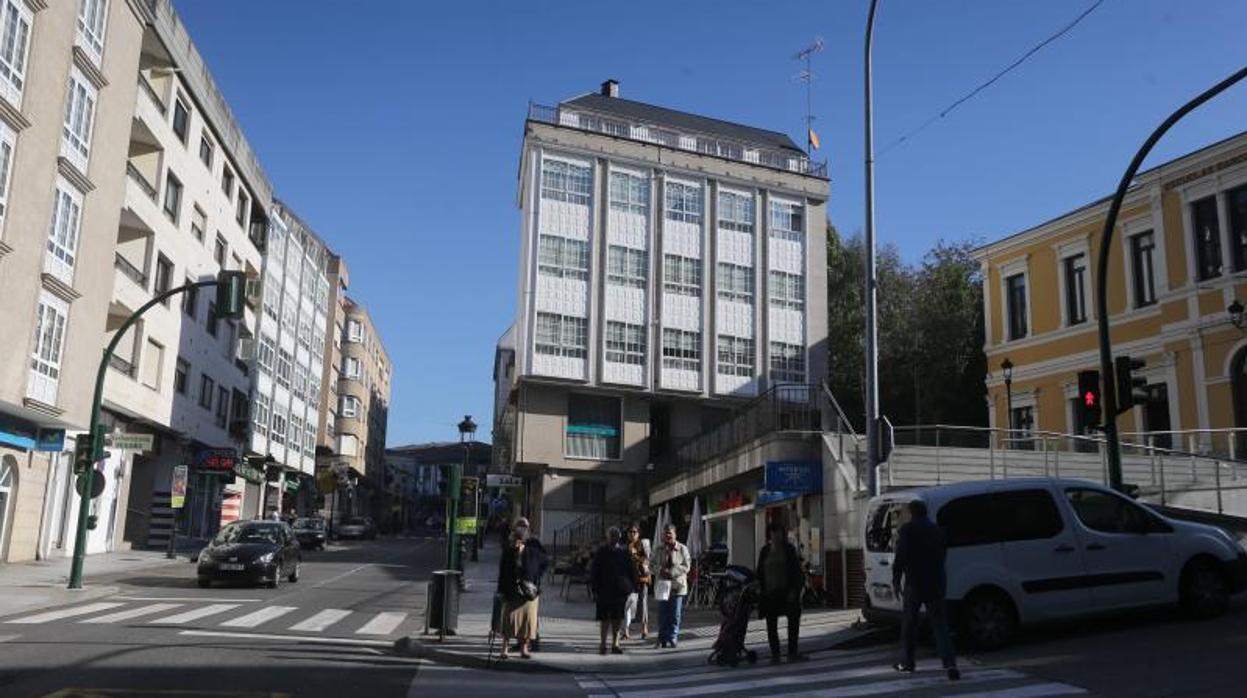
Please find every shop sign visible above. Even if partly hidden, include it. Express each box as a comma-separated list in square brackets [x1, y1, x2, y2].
[197, 448, 238, 471]
[232, 462, 264, 484]
[171, 465, 188, 509]
[454, 517, 478, 535]
[756, 489, 803, 507]
[317, 469, 337, 494]
[459, 477, 480, 517]
[0, 414, 38, 450]
[35, 429, 66, 452]
[283, 478, 301, 495]
[764, 461, 822, 494]
[105, 433, 154, 452]
[486, 474, 523, 488]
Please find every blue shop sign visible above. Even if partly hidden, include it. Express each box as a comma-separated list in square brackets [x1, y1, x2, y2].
[0, 414, 39, 451]
[764, 461, 822, 494]
[756, 490, 804, 507]
[35, 429, 66, 452]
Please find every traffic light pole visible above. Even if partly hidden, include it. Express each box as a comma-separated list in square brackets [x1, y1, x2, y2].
[68, 278, 225, 590]
[444, 462, 461, 571]
[1094, 66, 1247, 494]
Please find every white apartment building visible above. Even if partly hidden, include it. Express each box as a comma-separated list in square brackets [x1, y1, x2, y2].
[109, 0, 271, 549]
[249, 200, 331, 519]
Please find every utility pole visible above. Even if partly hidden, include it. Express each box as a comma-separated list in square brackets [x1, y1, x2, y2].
[864, 0, 882, 497]
[1094, 65, 1247, 493]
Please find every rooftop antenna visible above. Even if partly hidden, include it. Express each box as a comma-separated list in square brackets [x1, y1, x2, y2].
[794, 36, 824, 156]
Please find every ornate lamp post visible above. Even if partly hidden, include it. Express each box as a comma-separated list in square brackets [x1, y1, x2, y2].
[1001, 358, 1015, 441]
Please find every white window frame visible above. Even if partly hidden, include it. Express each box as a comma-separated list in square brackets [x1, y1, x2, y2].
[0, 0, 33, 108]
[75, 0, 109, 67]
[608, 169, 648, 215]
[605, 321, 645, 366]
[661, 328, 701, 372]
[999, 256, 1031, 343]
[768, 198, 804, 242]
[540, 156, 592, 205]
[45, 178, 85, 286]
[61, 67, 97, 174]
[0, 119, 14, 231]
[27, 291, 69, 405]
[537, 234, 589, 280]
[663, 254, 701, 296]
[276, 349, 292, 387]
[534, 312, 587, 359]
[717, 189, 755, 234]
[606, 245, 647, 288]
[768, 270, 804, 311]
[270, 404, 287, 445]
[341, 395, 359, 418]
[716, 262, 754, 304]
[664, 180, 703, 225]
[1055, 239, 1091, 328]
[717, 335, 754, 377]
[344, 356, 361, 379]
[769, 341, 806, 384]
[347, 320, 363, 343]
[293, 362, 308, 397]
[253, 392, 271, 436]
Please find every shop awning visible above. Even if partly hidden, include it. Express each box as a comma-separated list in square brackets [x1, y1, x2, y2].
[701, 503, 755, 522]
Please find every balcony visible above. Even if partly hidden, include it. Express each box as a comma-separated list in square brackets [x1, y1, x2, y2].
[126, 162, 157, 202]
[528, 102, 829, 179]
[138, 75, 166, 116]
[108, 354, 135, 378]
[114, 253, 147, 288]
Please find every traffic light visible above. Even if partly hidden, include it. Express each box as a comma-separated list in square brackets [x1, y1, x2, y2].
[73, 438, 92, 475]
[215, 270, 247, 319]
[1077, 370, 1102, 432]
[1115, 355, 1148, 414]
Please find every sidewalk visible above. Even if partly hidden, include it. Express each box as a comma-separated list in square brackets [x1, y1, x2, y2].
[395, 539, 880, 674]
[0, 545, 198, 619]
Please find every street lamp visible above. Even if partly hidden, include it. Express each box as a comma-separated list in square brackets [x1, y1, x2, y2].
[458, 416, 479, 563]
[1228, 299, 1245, 331]
[1001, 358, 1015, 439]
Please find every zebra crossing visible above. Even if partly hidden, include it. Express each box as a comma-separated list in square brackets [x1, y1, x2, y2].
[574, 647, 1090, 698]
[0, 600, 414, 639]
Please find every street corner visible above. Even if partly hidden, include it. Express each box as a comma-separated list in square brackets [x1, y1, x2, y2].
[0, 585, 122, 622]
[391, 635, 568, 675]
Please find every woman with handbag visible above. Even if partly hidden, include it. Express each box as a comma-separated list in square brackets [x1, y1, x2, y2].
[497, 530, 542, 659]
[591, 526, 637, 655]
[622, 524, 651, 640]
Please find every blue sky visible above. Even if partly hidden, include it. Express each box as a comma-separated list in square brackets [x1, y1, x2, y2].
[175, 1, 1247, 446]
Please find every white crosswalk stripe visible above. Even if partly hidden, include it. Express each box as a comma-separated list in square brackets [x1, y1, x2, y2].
[5, 602, 125, 624]
[219, 605, 298, 628]
[150, 603, 242, 625]
[289, 609, 353, 632]
[82, 603, 183, 624]
[354, 611, 405, 635]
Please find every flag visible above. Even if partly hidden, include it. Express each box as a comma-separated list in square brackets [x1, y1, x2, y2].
[809, 128, 821, 150]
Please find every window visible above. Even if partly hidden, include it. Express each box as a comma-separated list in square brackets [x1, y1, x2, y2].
[198, 374, 214, 409]
[865, 501, 908, 553]
[257, 334, 275, 371]
[271, 404, 287, 445]
[769, 200, 804, 242]
[316, 279, 329, 313]
[293, 363, 308, 397]
[347, 320, 363, 343]
[215, 386, 228, 427]
[253, 393, 270, 436]
[163, 171, 182, 223]
[937, 489, 1064, 548]
[663, 254, 701, 296]
[573, 480, 608, 507]
[199, 135, 214, 169]
[605, 321, 645, 365]
[174, 358, 188, 394]
[308, 376, 320, 404]
[1010, 405, 1035, 449]
[213, 235, 226, 267]
[182, 276, 198, 318]
[1191, 195, 1222, 281]
[717, 190, 755, 233]
[153, 254, 172, 305]
[1063, 253, 1087, 325]
[566, 394, 621, 460]
[171, 97, 190, 144]
[262, 280, 279, 321]
[0, 0, 33, 106]
[61, 68, 97, 171]
[341, 395, 359, 418]
[298, 317, 312, 349]
[236, 191, 249, 227]
[304, 422, 316, 457]
[191, 206, 207, 243]
[231, 389, 248, 427]
[1065, 488, 1169, 535]
[221, 166, 235, 200]
[608, 170, 648, 214]
[936, 494, 995, 547]
[534, 312, 587, 359]
[537, 235, 589, 280]
[76, 0, 108, 62]
[662, 328, 701, 372]
[344, 356, 361, 379]
[27, 292, 69, 405]
[716, 262, 754, 303]
[281, 293, 296, 330]
[664, 181, 702, 224]
[769, 342, 805, 383]
[540, 158, 591, 205]
[717, 335, 754, 377]
[45, 180, 84, 285]
[768, 270, 805, 311]
[276, 349, 292, 387]
[288, 415, 301, 448]
[1228, 184, 1247, 272]
[1130, 231, 1157, 307]
[206, 302, 219, 337]
[607, 245, 647, 288]
[0, 120, 14, 225]
[1006, 273, 1028, 340]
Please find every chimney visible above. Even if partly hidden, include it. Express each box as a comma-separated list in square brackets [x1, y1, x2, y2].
[601, 79, 619, 98]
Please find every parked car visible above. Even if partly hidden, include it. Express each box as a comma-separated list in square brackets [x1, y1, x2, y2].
[863, 478, 1247, 650]
[335, 516, 376, 540]
[197, 520, 302, 589]
[292, 517, 327, 550]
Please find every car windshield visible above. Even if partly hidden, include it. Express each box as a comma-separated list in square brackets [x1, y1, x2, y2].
[213, 523, 283, 546]
[295, 518, 324, 530]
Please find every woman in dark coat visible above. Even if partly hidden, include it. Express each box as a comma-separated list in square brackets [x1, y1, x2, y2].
[591, 526, 637, 655]
[756, 522, 807, 664]
[497, 530, 543, 659]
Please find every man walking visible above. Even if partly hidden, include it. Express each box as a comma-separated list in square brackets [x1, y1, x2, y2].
[655, 524, 690, 648]
[892, 499, 959, 681]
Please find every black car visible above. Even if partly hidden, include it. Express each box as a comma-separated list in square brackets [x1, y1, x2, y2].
[292, 517, 327, 550]
[197, 521, 302, 589]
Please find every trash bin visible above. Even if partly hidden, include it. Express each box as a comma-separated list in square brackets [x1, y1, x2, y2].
[428, 569, 462, 633]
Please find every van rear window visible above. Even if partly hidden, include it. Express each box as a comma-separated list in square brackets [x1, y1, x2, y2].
[865, 502, 909, 553]
[937, 488, 1063, 547]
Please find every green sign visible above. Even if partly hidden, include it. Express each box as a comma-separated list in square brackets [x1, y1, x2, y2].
[232, 462, 263, 484]
[283, 478, 301, 495]
[454, 517, 478, 535]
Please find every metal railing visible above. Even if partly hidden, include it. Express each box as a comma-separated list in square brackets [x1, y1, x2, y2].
[114, 253, 147, 288]
[108, 354, 135, 378]
[528, 102, 829, 178]
[1120, 428, 1247, 462]
[137, 75, 167, 116]
[126, 162, 158, 202]
[550, 496, 635, 577]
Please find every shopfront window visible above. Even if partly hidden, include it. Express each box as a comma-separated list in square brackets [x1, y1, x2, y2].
[566, 393, 621, 460]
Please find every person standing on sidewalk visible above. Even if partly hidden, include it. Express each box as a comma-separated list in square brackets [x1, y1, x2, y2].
[591, 526, 637, 655]
[622, 524, 651, 640]
[655, 524, 691, 649]
[756, 522, 808, 664]
[497, 530, 542, 660]
[891, 499, 960, 681]
[511, 517, 548, 652]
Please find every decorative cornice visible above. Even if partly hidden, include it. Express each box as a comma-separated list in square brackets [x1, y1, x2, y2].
[57, 157, 95, 194]
[72, 47, 109, 90]
[23, 397, 64, 418]
[0, 95, 31, 132]
[41, 272, 82, 303]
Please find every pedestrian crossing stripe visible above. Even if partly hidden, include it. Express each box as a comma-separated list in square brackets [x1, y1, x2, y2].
[82, 603, 182, 624]
[6, 602, 125, 624]
[289, 609, 352, 632]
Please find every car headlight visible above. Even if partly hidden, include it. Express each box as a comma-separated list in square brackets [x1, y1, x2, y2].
[258, 552, 275, 564]
[1215, 528, 1247, 554]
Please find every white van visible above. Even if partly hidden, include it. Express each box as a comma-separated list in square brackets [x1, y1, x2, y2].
[863, 478, 1247, 649]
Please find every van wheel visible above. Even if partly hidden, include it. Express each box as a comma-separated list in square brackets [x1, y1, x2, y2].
[1180, 559, 1229, 619]
[959, 589, 1017, 651]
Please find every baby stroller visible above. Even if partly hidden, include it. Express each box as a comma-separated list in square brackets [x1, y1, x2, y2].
[707, 565, 760, 667]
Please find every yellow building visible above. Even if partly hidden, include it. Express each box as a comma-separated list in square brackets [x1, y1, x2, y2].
[975, 131, 1247, 456]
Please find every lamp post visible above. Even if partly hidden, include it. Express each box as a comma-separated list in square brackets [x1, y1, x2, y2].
[446, 415, 476, 572]
[1001, 358, 1015, 444]
[863, 0, 882, 497]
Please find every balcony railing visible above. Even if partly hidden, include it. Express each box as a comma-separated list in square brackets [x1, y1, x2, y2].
[126, 162, 158, 202]
[528, 102, 829, 179]
[138, 75, 166, 116]
[114, 253, 147, 288]
[108, 354, 135, 378]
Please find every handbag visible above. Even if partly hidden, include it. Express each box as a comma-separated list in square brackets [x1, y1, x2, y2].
[654, 579, 672, 601]
[516, 579, 539, 601]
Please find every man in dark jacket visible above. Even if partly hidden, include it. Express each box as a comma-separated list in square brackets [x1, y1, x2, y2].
[756, 522, 807, 664]
[892, 499, 959, 680]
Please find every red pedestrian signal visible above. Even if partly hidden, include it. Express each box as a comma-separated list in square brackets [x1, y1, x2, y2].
[1077, 370, 1102, 432]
